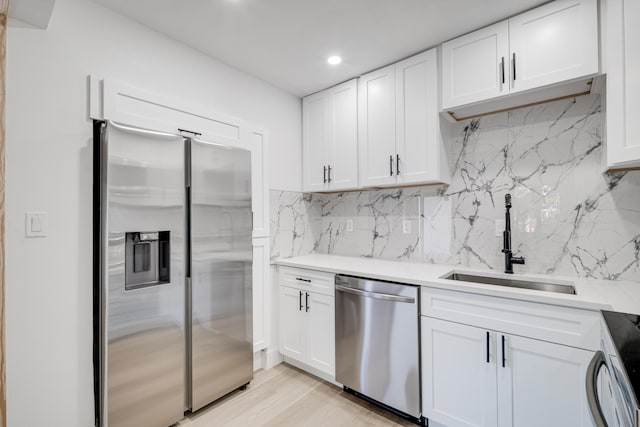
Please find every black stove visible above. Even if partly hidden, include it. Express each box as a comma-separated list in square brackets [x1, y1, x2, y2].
[602, 310, 640, 405]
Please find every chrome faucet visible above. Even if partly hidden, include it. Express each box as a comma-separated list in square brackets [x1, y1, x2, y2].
[502, 193, 525, 274]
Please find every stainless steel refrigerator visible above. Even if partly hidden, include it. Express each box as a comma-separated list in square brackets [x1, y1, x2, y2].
[94, 121, 253, 427]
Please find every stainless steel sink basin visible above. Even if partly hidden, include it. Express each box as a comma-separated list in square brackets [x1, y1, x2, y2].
[444, 272, 576, 295]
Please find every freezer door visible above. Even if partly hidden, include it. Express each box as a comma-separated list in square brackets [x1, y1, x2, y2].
[190, 139, 253, 411]
[102, 122, 186, 427]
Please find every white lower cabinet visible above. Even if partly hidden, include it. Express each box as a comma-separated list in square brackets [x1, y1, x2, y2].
[422, 317, 594, 427]
[498, 334, 594, 427]
[422, 318, 497, 427]
[278, 267, 335, 378]
[279, 285, 306, 360]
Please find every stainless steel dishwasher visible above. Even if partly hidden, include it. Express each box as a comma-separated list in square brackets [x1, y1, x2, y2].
[335, 274, 421, 421]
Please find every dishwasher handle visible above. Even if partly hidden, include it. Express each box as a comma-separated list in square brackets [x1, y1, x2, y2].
[335, 284, 416, 303]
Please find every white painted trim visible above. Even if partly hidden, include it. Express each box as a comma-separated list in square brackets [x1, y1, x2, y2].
[264, 348, 283, 370]
[283, 357, 342, 388]
[88, 75, 103, 120]
[89, 76, 268, 146]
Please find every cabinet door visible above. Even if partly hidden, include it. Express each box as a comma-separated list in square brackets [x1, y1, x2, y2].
[422, 318, 498, 427]
[358, 65, 397, 187]
[306, 292, 335, 376]
[278, 286, 306, 361]
[252, 237, 269, 352]
[441, 21, 509, 109]
[302, 92, 328, 192]
[395, 49, 443, 185]
[621, 0, 640, 165]
[509, 0, 598, 94]
[608, 0, 640, 167]
[497, 334, 594, 427]
[327, 79, 358, 191]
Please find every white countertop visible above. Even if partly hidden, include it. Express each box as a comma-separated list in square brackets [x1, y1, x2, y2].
[274, 254, 640, 315]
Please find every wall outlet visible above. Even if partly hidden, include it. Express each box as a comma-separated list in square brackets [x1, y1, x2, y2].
[495, 219, 505, 237]
[26, 212, 48, 238]
[403, 220, 411, 234]
[345, 219, 354, 232]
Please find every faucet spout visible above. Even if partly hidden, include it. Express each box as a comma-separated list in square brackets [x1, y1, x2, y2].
[502, 193, 525, 274]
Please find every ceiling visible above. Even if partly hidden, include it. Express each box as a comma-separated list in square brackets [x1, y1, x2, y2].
[90, 0, 550, 97]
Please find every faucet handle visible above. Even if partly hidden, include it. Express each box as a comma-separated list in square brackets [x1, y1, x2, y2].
[511, 256, 525, 265]
[505, 193, 512, 208]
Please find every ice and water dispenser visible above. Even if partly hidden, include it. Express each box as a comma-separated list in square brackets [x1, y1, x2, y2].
[125, 231, 170, 290]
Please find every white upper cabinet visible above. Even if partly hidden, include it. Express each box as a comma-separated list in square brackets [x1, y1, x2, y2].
[302, 92, 329, 192]
[441, 0, 598, 114]
[509, 0, 598, 94]
[328, 80, 359, 191]
[360, 49, 449, 188]
[395, 50, 447, 185]
[605, 0, 640, 169]
[302, 79, 358, 192]
[442, 21, 509, 110]
[359, 65, 397, 187]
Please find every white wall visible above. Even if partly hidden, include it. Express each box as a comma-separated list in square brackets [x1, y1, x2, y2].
[5, 0, 301, 425]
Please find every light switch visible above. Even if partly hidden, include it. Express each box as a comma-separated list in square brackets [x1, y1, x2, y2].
[26, 212, 48, 238]
[31, 216, 42, 232]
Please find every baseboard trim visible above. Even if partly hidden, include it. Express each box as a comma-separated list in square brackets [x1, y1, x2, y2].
[264, 348, 283, 370]
[282, 356, 342, 388]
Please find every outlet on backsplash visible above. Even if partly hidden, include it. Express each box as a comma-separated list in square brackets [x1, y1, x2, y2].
[346, 220, 354, 232]
[495, 219, 505, 237]
[403, 220, 411, 234]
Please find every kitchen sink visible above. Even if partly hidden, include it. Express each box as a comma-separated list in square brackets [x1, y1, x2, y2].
[444, 272, 577, 295]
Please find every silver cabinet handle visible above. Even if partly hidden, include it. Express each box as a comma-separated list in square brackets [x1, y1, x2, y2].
[501, 56, 505, 85]
[335, 284, 415, 303]
[396, 154, 400, 176]
[512, 53, 517, 81]
[389, 155, 394, 176]
[323, 166, 327, 184]
[328, 165, 332, 183]
[501, 335, 506, 368]
[586, 350, 608, 427]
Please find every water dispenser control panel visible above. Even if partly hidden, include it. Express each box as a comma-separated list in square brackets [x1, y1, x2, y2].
[124, 231, 170, 290]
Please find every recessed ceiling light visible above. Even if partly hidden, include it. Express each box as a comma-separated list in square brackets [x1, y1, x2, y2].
[327, 56, 342, 65]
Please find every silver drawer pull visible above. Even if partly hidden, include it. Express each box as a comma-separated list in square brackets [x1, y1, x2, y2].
[335, 285, 415, 303]
[296, 277, 311, 283]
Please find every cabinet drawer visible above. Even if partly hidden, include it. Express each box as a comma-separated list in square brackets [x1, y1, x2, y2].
[421, 287, 600, 351]
[278, 266, 335, 296]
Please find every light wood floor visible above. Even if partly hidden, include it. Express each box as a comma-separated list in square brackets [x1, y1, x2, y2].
[178, 363, 416, 427]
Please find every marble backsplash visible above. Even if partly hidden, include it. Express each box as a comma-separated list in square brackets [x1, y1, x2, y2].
[270, 94, 640, 282]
